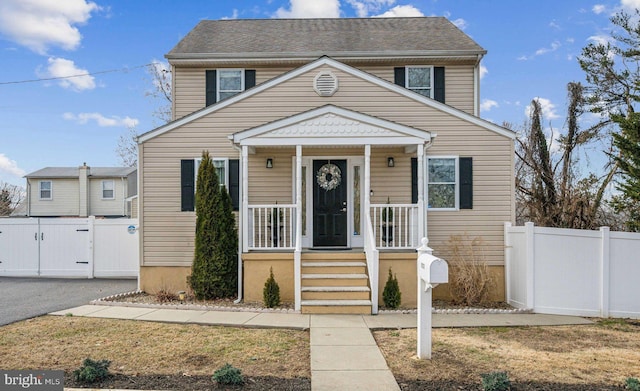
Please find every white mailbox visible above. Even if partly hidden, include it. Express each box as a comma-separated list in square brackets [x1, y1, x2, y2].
[418, 254, 448, 285]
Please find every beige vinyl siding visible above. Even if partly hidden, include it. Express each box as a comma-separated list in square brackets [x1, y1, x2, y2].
[28, 178, 79, 216]
[88, 178, 127, 216]
[142, 64, 513, 267]
[172, 63, 476, 119]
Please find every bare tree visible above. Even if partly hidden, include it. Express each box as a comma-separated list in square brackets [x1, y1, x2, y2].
[116, 126, 138, 167]
[146, 60, 172, 124]
[516, 83, 613, 229]
[0, 181, 25, 216]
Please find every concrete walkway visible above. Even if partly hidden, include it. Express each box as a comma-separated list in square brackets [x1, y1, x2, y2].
[50, 305, 593, 391]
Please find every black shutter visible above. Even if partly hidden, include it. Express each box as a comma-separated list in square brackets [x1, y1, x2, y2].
[411, 158, 418, 204]
[434, 67, 445, 103]
[181, 160, 195, 211]
[229, 159, 240, 211]
[394, 67, 405, 87]
[245, 70, 256, 89]
[459, 157, 472, 209]
[205, 70, 217, 106]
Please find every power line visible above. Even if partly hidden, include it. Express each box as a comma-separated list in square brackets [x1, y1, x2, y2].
[0, 63, 154, 85]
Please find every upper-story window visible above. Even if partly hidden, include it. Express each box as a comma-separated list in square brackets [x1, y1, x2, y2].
[394, 66, 445, 103]
[218, 70, 244, 101]
[39, 181, 52, 200]
[206, 69, 256, 106]
[406, 66, 433, 98]
[102, 180, 115, 199]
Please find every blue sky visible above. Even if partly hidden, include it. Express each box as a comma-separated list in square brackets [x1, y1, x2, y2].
[1, 0, 637, 187]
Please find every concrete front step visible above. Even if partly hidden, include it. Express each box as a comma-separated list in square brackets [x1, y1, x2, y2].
[302, 273, 369, 287]
[301, 286, 371, 300]
[302, 252, 365, 261]
[301, 299, 372, 314]
[301, 261, 366, 274]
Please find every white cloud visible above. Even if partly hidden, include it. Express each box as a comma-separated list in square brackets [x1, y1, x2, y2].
[222, 9, 239, 20]
[480, 99, 498, 112]
[566, 37, 575, 44]
[525, 97, 559, 120]
[549, 20, 561, 30]
[588, 34, 613, 46]
[620, 0, 640, 11]
[0, 153, 26, 177]
[451, 18, 467, 30]
[63, 112, 139, 128]
[375, 5, 424, 17]
[479, 63, 488, 79]
[535, 40, 561, 56]
[41, 57, 95, 91]
[275, 0, 340, 18]
[0, 0, 100, 55]
[346, 0, 395, 17]
[592, 4, 607, 14]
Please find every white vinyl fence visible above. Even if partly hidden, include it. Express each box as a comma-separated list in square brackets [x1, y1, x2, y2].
[505, 222, 640, 319]
[0, 217, 138, 278]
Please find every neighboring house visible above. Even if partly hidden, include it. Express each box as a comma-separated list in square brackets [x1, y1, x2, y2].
[25, 164, 137, 218]
[138, 17, 516, 314]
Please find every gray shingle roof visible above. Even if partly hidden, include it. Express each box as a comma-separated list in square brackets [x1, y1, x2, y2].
[167, 17, 485, 58]
[25, 167, 136, 178]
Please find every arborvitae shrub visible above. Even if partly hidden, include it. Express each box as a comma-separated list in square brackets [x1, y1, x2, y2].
[263, 267, 281, 308]
[382, 267, 401, 309]
[73, 358, 111, 384]
[213, 363, 244, 385]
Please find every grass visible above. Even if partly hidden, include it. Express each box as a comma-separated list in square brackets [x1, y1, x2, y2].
[0, 316, 309, 379]
[373, 318, 640, 387]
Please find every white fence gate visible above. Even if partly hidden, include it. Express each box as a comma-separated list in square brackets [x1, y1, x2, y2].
[0, 217, 138, 278]
[505, 222, 640, 319]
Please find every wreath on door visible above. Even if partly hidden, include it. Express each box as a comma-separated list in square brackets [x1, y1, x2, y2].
[316, 163, 342, 191]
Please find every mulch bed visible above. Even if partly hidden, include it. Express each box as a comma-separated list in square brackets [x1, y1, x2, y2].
[64, 373, 310, 390]
[397, 379, 626, 390]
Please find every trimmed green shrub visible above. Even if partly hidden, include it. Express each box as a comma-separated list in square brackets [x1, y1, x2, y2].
[481, 371, 511, 391]
[213, 363, 244, 385]
[263, 267, 281, 308]
[188, 150, 238, 300]
[73, 358, 111, 384]
[382, 267, 401, 309]
[626, 377, 640, 391]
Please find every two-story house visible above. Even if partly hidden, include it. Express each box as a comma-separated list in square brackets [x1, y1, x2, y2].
[137, 17, 516, 314]
[25, 163, 137, 218]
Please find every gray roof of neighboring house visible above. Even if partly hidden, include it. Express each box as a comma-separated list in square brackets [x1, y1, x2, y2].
[25, 167, 136, 178]
[167, 17, 486, 59]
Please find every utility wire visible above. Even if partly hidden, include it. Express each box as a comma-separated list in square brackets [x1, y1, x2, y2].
[0, 63, 154, 85]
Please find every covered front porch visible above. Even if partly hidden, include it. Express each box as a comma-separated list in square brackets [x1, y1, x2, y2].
[232, 105, 433, 314]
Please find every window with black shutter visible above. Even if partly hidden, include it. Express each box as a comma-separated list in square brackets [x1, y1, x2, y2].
[181, 158, 240, 211]
[394, 66, 445, 103]
[205, 69, 256, 107]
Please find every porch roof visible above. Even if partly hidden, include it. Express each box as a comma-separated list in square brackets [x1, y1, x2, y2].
[230, 105, 433, 147]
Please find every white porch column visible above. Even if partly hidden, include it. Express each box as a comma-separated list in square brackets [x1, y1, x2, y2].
[294, 145, 302, 311]
[241, 146, 249, 252]
[417, 144, 425, 241]
[364, 145, 371, 214]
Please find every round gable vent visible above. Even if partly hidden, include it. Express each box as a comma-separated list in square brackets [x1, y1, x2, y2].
[314, 71, 339, 97]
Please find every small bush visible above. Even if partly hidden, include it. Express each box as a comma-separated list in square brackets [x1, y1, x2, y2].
[481, 371, 511, 391]
[382, 268, 401, 309]
[263, 267, 281, 308]
[155, 288, 178, 303]
[213, 363, 244, 385]
[73, 358, 111, 384]
[446, 234, 494, 306]
[626, 377, 640, 391]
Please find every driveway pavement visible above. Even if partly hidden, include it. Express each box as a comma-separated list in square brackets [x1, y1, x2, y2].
[0, 277, 137, 326]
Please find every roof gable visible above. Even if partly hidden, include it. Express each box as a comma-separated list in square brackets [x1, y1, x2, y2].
[138, 56, 515, 143]
[232, 105, 433, 146]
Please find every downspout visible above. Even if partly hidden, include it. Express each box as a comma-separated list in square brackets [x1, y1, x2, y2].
[232, 143, 243, 304]
[121, 177, 126, 216]
[423, 138, 434, 240]
[474, 53, 484, 117]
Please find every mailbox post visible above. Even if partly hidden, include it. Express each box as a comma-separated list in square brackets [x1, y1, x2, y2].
[417, 238, 448, 359]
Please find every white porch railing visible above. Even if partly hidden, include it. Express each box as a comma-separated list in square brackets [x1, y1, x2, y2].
[364, 212, 379, 314]
[370, 203, 419, 249]
[247, 204, 296, 250]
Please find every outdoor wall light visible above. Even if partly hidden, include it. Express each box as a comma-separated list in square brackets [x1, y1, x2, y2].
[370, 190, 374, 197]
[387, 157, 395, 167]
[266, 158, 274, 168]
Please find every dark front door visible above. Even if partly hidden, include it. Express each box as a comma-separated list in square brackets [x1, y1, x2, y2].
[313, 160, 348, 247]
